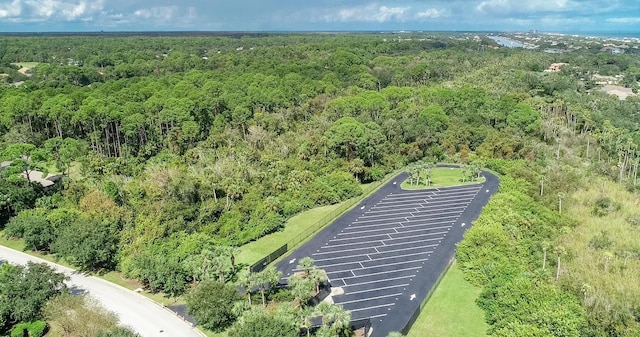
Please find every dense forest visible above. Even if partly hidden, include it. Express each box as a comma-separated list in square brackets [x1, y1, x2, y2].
[1, 32, 640, 336]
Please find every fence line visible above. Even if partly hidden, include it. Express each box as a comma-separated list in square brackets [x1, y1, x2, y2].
[250, 171, 399, 272]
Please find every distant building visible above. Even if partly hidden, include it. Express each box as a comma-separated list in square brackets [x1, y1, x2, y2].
[545, 63, 568, 72]
[601, 46, 625, 54]
[592, 74, 623, 85]
[1, 161, 62, 188]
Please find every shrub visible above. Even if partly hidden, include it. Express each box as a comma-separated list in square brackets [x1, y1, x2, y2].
[27, 320, 47, 337]
[591, 197, 619, 217]
[10, 323, 27, 337]
[588, 231, 612, 250]
[626, 214, 640, 227]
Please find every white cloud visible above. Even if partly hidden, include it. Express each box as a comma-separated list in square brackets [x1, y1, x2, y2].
[134, 7, 174, 20]
[476, 0, 579, 16]
[607, 17, 640, 24]
[0, 0, 22, 18]
[416, 8, 442, 19]
[4, 0, 102, 21]
[329, 3, 409, 22]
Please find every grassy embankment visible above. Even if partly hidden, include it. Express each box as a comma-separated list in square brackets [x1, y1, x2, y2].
[237, 179, 385, 267]
[401, 167, 485, 190]
[407, 262, 488, 337]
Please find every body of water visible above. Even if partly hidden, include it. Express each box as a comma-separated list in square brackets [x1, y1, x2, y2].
[488, 35, 534, 48]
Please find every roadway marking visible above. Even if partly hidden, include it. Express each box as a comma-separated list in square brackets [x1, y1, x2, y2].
[345, 267, 421, 280]
[342, 275, 416, 288]
[370, 250, 434, 262]
[321, 240, 385, 249]
[312, 252, 371, 262]
[346, 303, 395, 312]
[339, 293, 402, 305]
[313, 246, 374, 256]
[344, 284, 409, 295]
[393, 225, 452, 235]
[338, 226, 398, 236]
[327, 258, 430, 275]
[368, 313, 387, 319]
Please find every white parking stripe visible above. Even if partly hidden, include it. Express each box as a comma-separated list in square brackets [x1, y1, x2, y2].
[345, 267, 421, 280]
[346, 221, 401, 229]
[312, 252, 370, 262]
[358, 215, 408, 221]
[384, 232, 446, 243]
[399, 220, 454, 229]
[344, 284, 409, 295]
[347, 303, 395, 312]
[339, 293, 402, 305]
[338, 226, 397, 236]
[415, 204, 467, 211]
[393, 225, 452, 235]
[320, 240, 385, 249]
[367, 313, 388, 319]
[344, 275, 414, 287]
[366, 207, 421, 214]
[330, 232, 394, 242]
[313, 246, 374, 256]
[326, 258, 430, 275]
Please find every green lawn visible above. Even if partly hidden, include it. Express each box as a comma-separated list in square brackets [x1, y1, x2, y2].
[402, 167, 485, 190]
[11, 62, 41, 69]
[236, 180, 382, 267]
[236, 202, 347, 267]
[407, 262, 488, 337]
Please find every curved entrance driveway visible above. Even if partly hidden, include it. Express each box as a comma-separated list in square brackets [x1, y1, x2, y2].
[0, 246, 202, 337]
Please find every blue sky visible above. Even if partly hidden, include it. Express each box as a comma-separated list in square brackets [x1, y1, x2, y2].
[0, 0, 638, 33]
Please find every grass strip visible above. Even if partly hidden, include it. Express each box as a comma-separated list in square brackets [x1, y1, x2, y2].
[407, 262, 488, 337]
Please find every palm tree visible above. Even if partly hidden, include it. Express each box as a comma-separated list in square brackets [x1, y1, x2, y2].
[541, 240, 551, 270]
[309, 268, 327, 295]
[461, 164, 469, 182]
[298, 306, 314, 337]
[424, 162, 433, 187]
[213, 253, 229, 283]
[315, 302, 334, 327]
[297, 257, 316, 279]
[330, 306, 352, 337]
[262, 267, 282, 304]
[186, 248, 217, 283]
[554, 245, 566, 280]
[256, 267, 282, 307]
[557, 192, 565, 215]
[221, 246, 241, 274]
[238, 269, 256, 306]
[289, 274, 314, 308]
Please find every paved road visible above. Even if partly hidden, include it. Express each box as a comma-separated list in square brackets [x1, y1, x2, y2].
[277, 166, 499, 336]
[0, 246, 202, 337]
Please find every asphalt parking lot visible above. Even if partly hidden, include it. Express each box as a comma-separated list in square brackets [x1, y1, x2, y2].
[277, 169, 498, 337]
